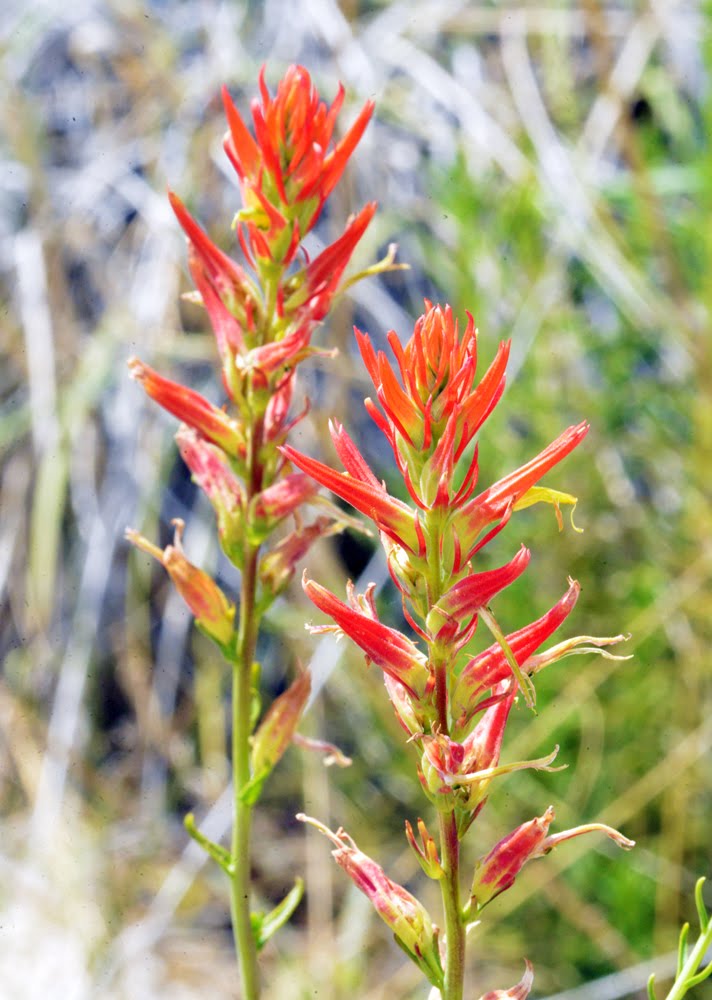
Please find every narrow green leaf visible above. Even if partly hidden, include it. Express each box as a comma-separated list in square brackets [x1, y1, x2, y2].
[479, 605, 537, 711]
[687, 962, 712, 988]
[695, 877, 709, 930]
[677, 922, 690, 975]
[253, 878, 304, 950]
[184, 813, 234, 875]
[647, 973, 658, 1000]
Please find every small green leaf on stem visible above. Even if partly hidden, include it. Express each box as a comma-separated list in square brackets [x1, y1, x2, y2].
[252, 878, 305, 951]
[647, 973, 658, 1000]
[695, 876, 709, 930]
[677, 923, 690, 976]
[184, 813, 234, 875]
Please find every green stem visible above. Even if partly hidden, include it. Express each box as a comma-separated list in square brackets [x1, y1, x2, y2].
[230, 405, 266, 999]
[424, 507, 465, 998]
[439, 810, 465, 1000]
[231, 542, 261, 1000]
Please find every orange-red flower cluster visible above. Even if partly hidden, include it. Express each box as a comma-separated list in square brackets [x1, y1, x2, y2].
[285, 298, 631, 900]
[128, 65, 377, 624]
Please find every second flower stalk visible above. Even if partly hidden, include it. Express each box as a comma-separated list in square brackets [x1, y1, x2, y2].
[288, 303, 634, 999]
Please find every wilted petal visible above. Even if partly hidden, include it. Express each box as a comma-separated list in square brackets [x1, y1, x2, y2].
[478, 960, 534, 1000]
[296, 815, 443, 989]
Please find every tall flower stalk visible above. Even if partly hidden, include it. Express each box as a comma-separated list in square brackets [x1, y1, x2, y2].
[287, 303, 635, 998]
[126, 67, 392, 999]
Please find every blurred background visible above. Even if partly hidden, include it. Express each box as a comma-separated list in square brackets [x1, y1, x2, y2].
[1, 1, 710, 998]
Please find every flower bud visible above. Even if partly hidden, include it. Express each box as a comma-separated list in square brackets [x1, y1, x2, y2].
[470, 807, 634, 910]
[297, 815, 444, 989]
[126, 519, 235, 647]
[249, 668, 311, 793]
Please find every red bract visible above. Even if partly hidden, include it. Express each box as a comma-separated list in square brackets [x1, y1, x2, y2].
[478, 961, 534, 1000]
[126, 519, 235, 647]
[129, 358, 244, 456]
[429, 546, 531, 645]
[251, 473, 319, 534]
[454, 421, 589, 561]
[297, 816, 444, 989]
[355, 303, 510, 508]
[284, 202, 377, 323]
[303, 575, 430, 699]
[282, 426, 424, 555]
[223, 66, 374, 237]
[469, 807, 634, 910]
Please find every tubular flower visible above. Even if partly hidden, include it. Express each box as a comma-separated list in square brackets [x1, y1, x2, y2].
[128, 358, 244, 457]
[297, 815, 444, 989]
[176, 426, 244, 559]
[223, 66, 374, 241]
[303, 575, 430, 699]
[259, 516, 341, 600]
[418, 687, 560, 819]
[355, 303, 510, 508]
[282, 422, 423, 555]
[453, 421, 589, 561]
[451, 579, 580, 733]
[469, 806, 634, 910]
[126, 519, 235, 647]
[427, 546, 531, 646]
[249, 473, 320, 541]
[170, 191, 257, 351]
[283, 202, 377, 323]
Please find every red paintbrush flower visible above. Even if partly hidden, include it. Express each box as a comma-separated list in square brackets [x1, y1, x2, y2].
[469, 806, 634, 910]
[283, 202, 377, 324]
[297, 815, 444, 989]
[451, 578, 581, 733]
[477, 961, 534, 1000]
[222, 66, 374, 238]
[428, 546, 531, 646]
[176, 426, 244, 560]
[126, 519, 235, 646]
[169, 191, 258, 344]
[453, 421, 589, 561]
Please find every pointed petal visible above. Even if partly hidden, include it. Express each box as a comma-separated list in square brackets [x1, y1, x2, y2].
[321, 100, 375, 199]
[129, 358, 242, 454]
[434, 546, 530, 626]
[281, 444, 419, 553]
[478, 961, 534, 1000]
[221, 84, 260, 179]
[452, 579, 580, 728]
[303, 576, 429, 697]
[457, 422, 589, 557]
